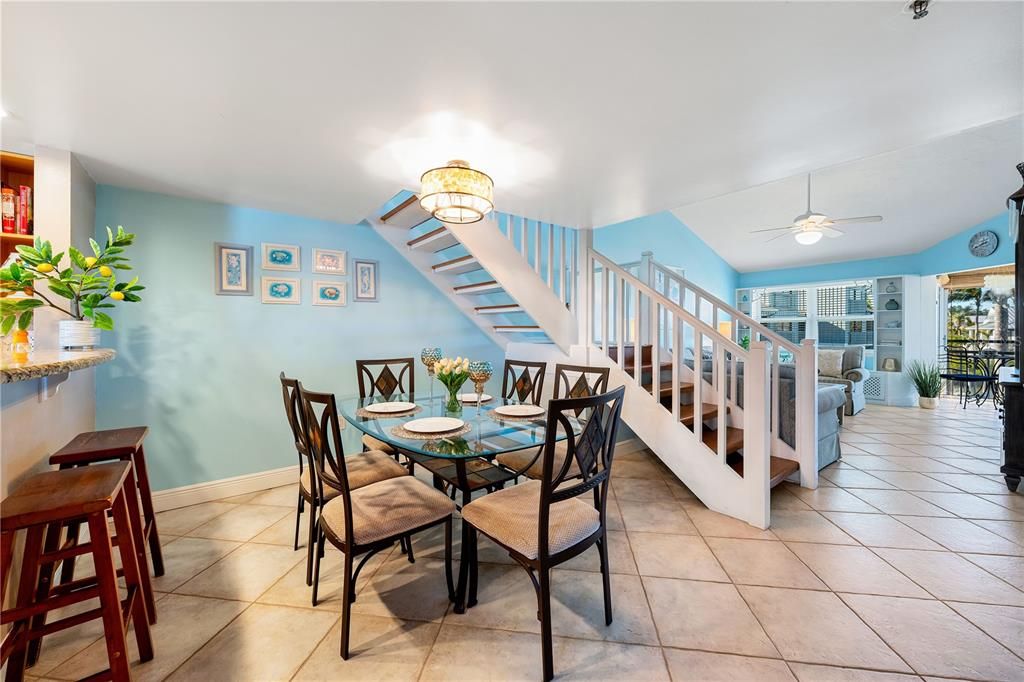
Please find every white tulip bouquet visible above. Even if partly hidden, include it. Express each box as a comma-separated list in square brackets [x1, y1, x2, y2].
[436, 356, 471, 414]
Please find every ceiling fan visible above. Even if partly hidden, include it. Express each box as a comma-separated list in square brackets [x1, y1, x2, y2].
[750, 175, 883, 245]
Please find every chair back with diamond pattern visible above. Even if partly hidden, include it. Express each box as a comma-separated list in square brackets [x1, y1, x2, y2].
[297, 384, 354, 539]
[537, 385, 625, 560]
[553, 364, 610, 416]
[279, 372, 311, 479]
[501, 359, 547, 405]
[356, 358, 415, 400]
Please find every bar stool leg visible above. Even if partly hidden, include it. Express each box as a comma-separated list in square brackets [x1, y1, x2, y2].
[134, 445, 165, 577]
[87, 510, 133, 682]
[57, 518, 82, 585]
[25, 522, 64, 666]
[122, 467, 158, 625]
[110, 488, 154, 664]
[5, 526, 45, 682]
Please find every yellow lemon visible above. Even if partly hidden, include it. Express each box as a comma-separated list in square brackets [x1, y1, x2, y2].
[84, 256, 97, 268]
[99, 265, 113, 277]
[36, 263, 54, 273]
[110, 291, 125, 301]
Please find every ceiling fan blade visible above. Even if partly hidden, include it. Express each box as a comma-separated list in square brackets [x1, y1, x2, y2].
[749, 226, 796, 234]
[830, 215, 883, 225]
[766, 231, 793, 243]
[822, 226, 845, 238]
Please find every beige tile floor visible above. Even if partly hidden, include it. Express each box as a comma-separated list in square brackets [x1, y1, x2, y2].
[27, 398, 1024, 681]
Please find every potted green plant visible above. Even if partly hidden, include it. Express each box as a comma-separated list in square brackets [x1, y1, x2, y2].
[906, 360, 941, 409]
[0, 227, 143, 349]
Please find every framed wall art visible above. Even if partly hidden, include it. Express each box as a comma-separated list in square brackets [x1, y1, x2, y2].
[214, 242, 254, 296]
[261, 277, 301, 304]
[312, 248, 347, 275]
[353, 259, 379, 302]
[261, 243, 301, 271]
[313, 280, 347, 306]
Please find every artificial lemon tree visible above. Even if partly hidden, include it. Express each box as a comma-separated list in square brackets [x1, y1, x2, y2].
[0, 226, 143, 334]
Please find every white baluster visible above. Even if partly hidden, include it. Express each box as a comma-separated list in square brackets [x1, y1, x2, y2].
[560, 227, 567, 304]
[652, 301, 661, 401]
[745, 340, 772, 530]
[534, 221, 542, 275]
[717, 342, 727, 463]
[547, 223, 555, 288]
[672, 314, 682, 422]
[796, 338, 819, 489]
[602, 265, 610, 355]
[693, 330, 703, 447]
[616, 277, 625, 371]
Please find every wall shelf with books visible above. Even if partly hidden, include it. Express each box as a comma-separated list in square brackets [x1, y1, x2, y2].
[1, 151, 35, 263]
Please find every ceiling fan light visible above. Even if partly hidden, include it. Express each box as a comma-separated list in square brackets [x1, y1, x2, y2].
[794, 230, 823, 246]
[419, 160, 494, 224]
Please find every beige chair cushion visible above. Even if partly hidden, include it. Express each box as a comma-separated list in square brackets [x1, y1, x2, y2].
[320, 476, 455, 546]
[461, 480, 600, 560]
[362, 434, 396, 455]
[495, 441, 578, 480]
[300, 450, 407, 501]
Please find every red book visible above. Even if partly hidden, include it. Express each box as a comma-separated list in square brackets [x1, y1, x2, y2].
[18, 186, 31, 235]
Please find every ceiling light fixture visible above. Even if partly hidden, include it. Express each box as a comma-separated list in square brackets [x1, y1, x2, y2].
[419, 160, 494, 224]
[794, 229, 823, 246]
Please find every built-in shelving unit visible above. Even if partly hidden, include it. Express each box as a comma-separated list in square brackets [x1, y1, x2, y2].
[1, 151, 35, 263]
[874, 276, 905, 373]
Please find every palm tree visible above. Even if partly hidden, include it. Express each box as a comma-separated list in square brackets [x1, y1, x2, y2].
[949, 287, 984, 335]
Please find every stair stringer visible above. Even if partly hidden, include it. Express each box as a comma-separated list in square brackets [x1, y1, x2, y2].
[369, 216, 510, 350]
[509, 341, 770, 529]
[446, 221, 578, 353]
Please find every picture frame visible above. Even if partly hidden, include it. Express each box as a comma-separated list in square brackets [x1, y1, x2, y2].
[313, 280, 347, 307]
[214, 242, 254, 296]
[261, 277, 301, 304]
[261, 243, 301, 271]
[312, 248, 347, 275]
[353, 259, 379, 302]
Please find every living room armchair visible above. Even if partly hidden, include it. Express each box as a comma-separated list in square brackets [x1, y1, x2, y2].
[817, 345, 870, 416]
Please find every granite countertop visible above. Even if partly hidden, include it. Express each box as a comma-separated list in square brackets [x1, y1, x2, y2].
[0, 348, 116, 384]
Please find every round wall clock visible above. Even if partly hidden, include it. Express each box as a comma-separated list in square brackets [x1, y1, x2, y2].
[968, 230, 999, 257]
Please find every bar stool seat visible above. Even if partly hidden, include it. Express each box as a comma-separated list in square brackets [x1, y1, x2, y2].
[49, 426, 164, 579]
[1, 462, 154, 682]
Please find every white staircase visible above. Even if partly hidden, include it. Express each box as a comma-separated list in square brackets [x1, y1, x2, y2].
[370, 193, 819, 529]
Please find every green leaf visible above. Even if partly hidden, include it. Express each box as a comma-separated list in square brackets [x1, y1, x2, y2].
[15, 245, 43, 262]
[106, 226, 114, 247]
[60, 268, 73, 279]
[9, 262, 21, 280]
[69, 247, 87, 270]
[89, 238, 101, 258]
[40, 241, 52, 259]
[113, 264, 132, 270]
[51, 251, 65, 267]
[47, 281, 76, 299]
[93, 312, 114, 331]
[1, 316, 14, 336]
[123, 293, 142, 302]
[94, 303, 116, 308]
[17, 310, 33, 330]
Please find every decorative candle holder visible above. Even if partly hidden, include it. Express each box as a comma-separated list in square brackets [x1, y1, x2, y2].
[468, 360, 493, 417]
[421, 347, 442, 410]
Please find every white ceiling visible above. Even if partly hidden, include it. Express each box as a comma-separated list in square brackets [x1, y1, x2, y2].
[674, 116, 1024, 272]
[2, 2, 1022, 243]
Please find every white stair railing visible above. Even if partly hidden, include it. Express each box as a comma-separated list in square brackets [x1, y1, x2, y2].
[492, 213, 578, 311]
[644, 256, 818, 487]
[586, 251, 773, 512]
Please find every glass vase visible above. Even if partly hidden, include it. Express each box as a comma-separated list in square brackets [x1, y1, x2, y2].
[445, 386, 463, 417]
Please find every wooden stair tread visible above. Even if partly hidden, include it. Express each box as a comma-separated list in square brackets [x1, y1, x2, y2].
[407, 226, 459, 251]
[432, 254, 480, 273]
[495, 325, 541, 331]
[679, 402, 721, 426]
[700, 427, 744, 454]
[475, 304, 523, 314]
[728, 455, 800, 488]
[380, 195, 434, 230]
[646, 381, 694, 398]
[454, 280, 501, 294]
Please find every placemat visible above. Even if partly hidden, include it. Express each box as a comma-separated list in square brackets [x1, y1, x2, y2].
[356, 405, 422, 420]
[389, 423, 473, 441]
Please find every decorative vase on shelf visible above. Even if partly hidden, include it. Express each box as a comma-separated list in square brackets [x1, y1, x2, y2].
[58, 320, 100, 350]
[885, 282, 898, 293]
[884, 299, 900, 311]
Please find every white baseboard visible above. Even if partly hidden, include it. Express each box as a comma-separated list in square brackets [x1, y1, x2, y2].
[152, 465, 299, 512]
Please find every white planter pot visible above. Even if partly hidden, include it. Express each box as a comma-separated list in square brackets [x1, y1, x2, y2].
[918, 396, 939, 409]
[59, 320, 100, 350]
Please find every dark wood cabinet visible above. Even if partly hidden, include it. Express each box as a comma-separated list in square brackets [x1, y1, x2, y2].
[999, 367, 1023, 492]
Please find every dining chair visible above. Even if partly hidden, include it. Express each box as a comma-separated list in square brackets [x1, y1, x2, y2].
[458, 385, 626, 682]
[501, 358, 547, 405]
[496, 363, 610, 480]
[297, 384, 456, 659]
[355, 358, 415, 456]
[280, 373, 408, 590]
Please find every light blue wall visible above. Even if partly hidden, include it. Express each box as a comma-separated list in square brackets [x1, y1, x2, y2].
[93, 186, 505, 491]
[738, 214, 1013, 288]
[593, 211, 740, 302]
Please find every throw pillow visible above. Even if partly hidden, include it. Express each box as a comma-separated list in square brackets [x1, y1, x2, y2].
[818, 349, 845, 378]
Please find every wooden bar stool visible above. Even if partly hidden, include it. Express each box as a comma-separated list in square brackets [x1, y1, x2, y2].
[1, 462, 154, 682]
[49, 427, 164, 579]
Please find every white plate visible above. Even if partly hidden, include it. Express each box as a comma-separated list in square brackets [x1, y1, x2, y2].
[364, 401, 417, 414]
[458, 393, 493, 403]
[404, 417, 465, 434]
[494, 404, 545, 418]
